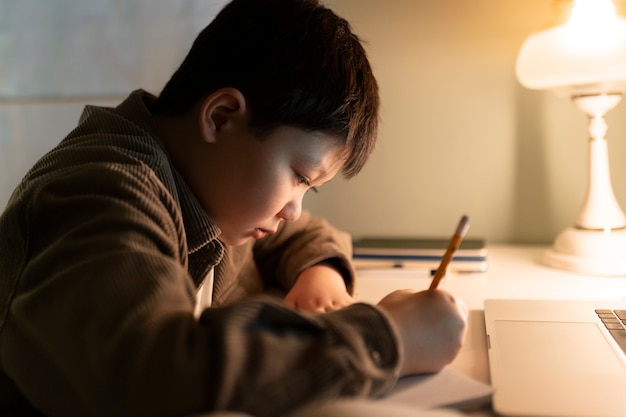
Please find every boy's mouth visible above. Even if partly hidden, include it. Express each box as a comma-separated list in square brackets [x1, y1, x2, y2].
[252, 228, 275, 239]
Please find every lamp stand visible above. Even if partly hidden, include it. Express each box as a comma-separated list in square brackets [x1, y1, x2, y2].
[543, 93, 626, 275]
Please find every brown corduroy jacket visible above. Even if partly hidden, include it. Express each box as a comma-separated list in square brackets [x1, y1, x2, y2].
[0, 90, 400, 417]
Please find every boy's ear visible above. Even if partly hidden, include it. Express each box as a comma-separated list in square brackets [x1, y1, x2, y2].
[198, 88, 246, 144]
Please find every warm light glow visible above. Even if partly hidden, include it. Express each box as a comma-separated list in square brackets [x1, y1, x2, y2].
[570, 0, 618, 26]
[566, 0, 622, 51]
[516, 0, 626, 94]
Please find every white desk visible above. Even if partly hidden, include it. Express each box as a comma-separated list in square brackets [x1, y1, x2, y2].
[354, 244, 626, 415]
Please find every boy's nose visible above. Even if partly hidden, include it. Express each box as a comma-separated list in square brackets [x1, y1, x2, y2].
[278, 196, 303, 222]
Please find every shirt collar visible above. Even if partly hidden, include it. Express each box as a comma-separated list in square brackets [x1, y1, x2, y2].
[120, 89, 223, 256]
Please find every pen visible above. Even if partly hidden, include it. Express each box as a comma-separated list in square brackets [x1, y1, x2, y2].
[429, 215, 470, 290]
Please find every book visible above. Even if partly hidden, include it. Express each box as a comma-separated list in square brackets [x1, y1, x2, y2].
[352, 237, 488, 272]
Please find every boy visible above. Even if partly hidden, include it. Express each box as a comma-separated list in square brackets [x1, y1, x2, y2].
[0, 0, 468, 416]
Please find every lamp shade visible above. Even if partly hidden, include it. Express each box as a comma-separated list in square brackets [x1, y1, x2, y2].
[516, 0, 626, 95]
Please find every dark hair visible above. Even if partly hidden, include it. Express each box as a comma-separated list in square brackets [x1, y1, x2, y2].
[153, 0, 379, 178]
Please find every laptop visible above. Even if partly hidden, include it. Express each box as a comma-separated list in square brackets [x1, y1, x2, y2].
[484, 299, 626, 417]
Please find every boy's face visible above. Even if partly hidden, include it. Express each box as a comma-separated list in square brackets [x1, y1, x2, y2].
[204, 125, 345, 246]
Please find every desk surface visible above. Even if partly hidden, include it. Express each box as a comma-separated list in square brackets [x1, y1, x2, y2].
[354, 244, 626, 415]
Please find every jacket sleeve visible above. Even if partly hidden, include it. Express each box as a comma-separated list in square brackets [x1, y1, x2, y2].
[0, 163, 400, 417]
[198, 297, 401, 416]
[252, 211, 357, 294]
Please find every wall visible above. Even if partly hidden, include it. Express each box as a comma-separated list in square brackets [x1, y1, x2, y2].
[0, 0, 229, 207]
[2, 0, 626, 245]
[306, 0, 626, 244]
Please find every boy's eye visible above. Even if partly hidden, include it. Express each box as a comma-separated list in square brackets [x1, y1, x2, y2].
[296, 173, 311, 187]
[296, 173, 319, 193]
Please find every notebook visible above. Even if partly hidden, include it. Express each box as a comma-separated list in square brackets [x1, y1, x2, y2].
[484, 299, 626, 417]
[351, 237, 488, 272]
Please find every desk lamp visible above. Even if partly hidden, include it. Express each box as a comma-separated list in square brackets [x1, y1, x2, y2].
[516, 0, 626, 275]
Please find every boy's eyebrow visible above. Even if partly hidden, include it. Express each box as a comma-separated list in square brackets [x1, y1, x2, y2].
[295, 154, 326, 172]
[311, 170, 339, 189]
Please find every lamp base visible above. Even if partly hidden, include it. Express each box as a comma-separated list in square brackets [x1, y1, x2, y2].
[543, 226, 626, 276]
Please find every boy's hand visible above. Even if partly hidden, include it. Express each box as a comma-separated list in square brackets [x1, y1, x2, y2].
[377, 289, 468, 376]
[284, 264, 354, 313]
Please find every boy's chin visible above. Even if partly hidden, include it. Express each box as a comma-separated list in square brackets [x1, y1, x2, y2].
[218, 233, 252, 246]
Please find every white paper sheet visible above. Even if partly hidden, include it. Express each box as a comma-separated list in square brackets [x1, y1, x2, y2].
[381, 366, 493, 411]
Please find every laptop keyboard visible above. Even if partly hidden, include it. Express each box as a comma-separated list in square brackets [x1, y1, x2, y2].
[595, 309, 626, 354]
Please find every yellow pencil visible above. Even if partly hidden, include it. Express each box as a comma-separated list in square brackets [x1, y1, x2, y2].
[429, 215, 470, 290]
